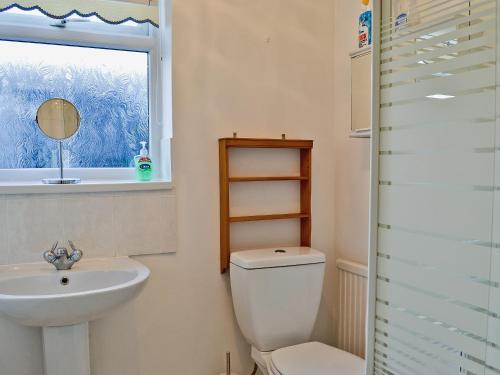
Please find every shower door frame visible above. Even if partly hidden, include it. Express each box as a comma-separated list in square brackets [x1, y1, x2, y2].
[365, 0, 382, 373]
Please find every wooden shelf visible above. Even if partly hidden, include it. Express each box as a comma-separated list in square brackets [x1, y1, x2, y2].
[229, 176, 308, 182]
[230, 213, 309, 223]
[220, 137, 313, 149]
[219, 137, 313, 273]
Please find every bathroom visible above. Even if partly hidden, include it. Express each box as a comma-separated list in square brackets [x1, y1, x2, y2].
[0, 0, 498, 375]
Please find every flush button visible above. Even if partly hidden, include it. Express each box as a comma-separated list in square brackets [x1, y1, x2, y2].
[274, 249, 286, 253]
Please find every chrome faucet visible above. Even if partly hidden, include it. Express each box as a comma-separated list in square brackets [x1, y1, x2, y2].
[43, 241, 83, 270]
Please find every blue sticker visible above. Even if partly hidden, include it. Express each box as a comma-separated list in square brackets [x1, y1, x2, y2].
[359, 10, 372, 48]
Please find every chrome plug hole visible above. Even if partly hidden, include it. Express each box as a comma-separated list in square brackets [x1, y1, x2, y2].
[60, 276, 69, 286]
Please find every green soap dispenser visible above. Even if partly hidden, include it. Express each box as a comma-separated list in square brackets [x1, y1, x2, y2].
[134, 141, 153, 181]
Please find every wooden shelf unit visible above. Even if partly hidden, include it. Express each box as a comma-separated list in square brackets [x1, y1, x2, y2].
[219, 137, 313, 273]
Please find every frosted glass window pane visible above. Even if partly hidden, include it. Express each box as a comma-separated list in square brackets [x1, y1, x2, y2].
[0, 40, 148, 168]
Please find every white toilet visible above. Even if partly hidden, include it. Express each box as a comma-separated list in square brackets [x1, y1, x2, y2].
[230, 247, 365, 375]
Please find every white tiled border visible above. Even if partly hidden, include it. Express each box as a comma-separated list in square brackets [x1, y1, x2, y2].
[0, 189, 177, 265]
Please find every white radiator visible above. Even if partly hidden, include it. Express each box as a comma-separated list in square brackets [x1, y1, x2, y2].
[336, 259, 368, 358]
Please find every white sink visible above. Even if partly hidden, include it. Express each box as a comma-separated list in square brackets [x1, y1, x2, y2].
[0, 257, 149, 327]
[0, 257, 150, 375]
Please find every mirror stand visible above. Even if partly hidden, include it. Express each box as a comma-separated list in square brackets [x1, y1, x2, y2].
[36, 98, 81, 185]
[42, 141, 80, 185]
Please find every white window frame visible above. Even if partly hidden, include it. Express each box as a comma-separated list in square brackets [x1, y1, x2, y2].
[0, 8, 171, 183]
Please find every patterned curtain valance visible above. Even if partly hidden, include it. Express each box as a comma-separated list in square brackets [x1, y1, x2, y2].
[0, 0, 159, 27]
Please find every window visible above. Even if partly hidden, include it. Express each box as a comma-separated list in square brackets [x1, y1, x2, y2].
[0, 41, 149, 169]
[0, 5, 170, 182]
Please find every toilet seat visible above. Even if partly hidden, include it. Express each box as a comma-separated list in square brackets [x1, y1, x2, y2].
[269, 342, 365, 375]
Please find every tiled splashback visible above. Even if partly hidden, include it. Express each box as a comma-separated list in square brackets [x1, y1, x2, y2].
[0, 189, 177, 265]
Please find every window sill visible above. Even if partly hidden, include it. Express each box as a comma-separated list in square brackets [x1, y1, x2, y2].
[0, 180, 173, 195]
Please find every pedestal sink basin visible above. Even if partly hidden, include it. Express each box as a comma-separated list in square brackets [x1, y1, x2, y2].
[0, 257, 150, 375]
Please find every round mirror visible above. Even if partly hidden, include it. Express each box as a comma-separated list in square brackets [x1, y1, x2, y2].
[36, 98, 80, 140]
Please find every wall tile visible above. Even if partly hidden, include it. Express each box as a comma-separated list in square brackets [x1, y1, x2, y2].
[0, 197, 8, 265]
[63, 193, 115, 258]
[114, 191, 177, 256]
[7, 195, 64, 264]
[2, 189, 176, 264]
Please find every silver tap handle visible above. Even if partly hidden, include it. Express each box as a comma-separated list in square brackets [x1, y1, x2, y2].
[70, 249, 83, 262]
[68, 240, 77, 252]
[68, 241, 83, 262]
[43, 251, 56, 263]
[43, 241, 59, 263]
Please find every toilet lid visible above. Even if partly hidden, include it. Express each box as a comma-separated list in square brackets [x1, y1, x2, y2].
[270, 342, 365, 375]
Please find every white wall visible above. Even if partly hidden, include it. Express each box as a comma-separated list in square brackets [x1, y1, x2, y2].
[0, 1, 338, 375]
[332, 0, 371, 265]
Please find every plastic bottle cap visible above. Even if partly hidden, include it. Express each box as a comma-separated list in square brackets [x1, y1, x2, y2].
[362, 0, 369, 5]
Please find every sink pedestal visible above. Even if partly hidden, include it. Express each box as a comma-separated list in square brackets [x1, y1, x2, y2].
[43, 323, 90, 375]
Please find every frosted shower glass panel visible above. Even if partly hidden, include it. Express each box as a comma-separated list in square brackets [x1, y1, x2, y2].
[0, 40, 148, 169]
[373, 0, 499, 374]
